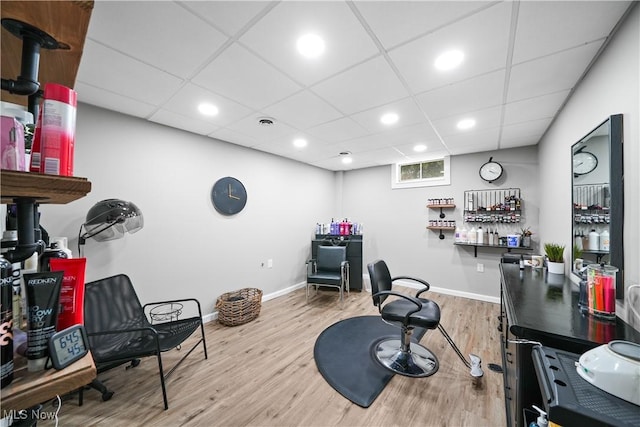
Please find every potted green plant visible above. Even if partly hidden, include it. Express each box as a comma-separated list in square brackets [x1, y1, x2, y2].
[520, 227, 533, 247]
[544, 243, 565, 274]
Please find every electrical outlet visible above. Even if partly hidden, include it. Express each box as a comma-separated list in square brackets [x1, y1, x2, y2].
[477, 263, 484, 273]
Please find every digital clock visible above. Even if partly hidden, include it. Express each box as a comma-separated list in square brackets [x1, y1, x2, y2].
[48, 324, 89, 370]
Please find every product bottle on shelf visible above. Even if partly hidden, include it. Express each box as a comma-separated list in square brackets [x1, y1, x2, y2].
[600, 229, 610, 251]
[460, 225, 468, 243]
[468, 226, 477, 244]
[477, 226, 484, 244]
[588, 229, 600, 251]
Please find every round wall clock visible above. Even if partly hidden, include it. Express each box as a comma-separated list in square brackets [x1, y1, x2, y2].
[479, 157, 503, 183]
[573, 151, 598, 176]
[211, 176, 247, 215]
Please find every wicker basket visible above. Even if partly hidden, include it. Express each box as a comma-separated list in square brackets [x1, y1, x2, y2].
[216, 288, 263, 326]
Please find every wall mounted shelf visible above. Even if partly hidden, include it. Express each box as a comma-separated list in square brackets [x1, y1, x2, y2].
[1, 170, 92, 204]
[427, 202, 455, 240]
[454, 242, 533, 257]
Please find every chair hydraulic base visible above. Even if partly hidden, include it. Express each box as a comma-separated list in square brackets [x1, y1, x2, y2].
[373, 338, 439, 378]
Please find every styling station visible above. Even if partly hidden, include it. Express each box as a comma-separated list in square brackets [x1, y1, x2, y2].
[1, 2, 639, 427]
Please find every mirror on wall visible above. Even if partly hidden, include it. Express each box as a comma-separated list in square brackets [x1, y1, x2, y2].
[571, 114, 624, 300]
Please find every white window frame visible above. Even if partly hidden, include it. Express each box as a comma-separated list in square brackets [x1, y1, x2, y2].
[391, 155, 451, 189]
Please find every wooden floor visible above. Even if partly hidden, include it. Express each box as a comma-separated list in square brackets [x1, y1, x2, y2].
[38, 287, 506, 427]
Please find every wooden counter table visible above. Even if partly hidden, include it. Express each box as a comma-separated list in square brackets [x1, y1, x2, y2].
[0, 352, 96, 412]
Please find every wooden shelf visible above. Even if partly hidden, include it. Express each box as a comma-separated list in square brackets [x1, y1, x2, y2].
[1, 1, 94, 107]
[0, 352, 96, 412]
[427, 204, 456, 209]
[1, 170, 92, 204]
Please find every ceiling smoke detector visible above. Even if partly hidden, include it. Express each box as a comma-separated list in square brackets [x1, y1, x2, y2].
[258, 117, 275, 126]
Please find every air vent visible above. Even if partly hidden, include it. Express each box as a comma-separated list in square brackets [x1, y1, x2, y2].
[257, 117, 275, 126]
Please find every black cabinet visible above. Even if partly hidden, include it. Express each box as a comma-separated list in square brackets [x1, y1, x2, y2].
[312, 235, 362, 291]
[499, 264, 640, 427]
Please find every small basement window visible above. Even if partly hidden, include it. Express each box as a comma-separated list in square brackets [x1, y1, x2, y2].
[391, 156, 450, 189]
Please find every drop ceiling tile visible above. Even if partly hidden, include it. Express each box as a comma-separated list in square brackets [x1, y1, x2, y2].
[389, 2, 512, 94]
[149, 109, 220, 136]
[354, 1, 494, 49]
[432, 106, 502, 137]
[416, 70, 505, 121]
[312, 56, 409, 115]
[180, 1, 274, 37]
[192, 43, 302, 110]
[161, 83, 253, 128]
[75, 83, 156, 119]
[392, 141, 450, 158]
[208, 127, 260, 148]
[305, 117, 370, 142]
[336, 122, 440, 153]
[77, 40, 184, 105]
[444, 127, 501, 155]
[503, 90, 570, 126]
[262, 90, 343, 130]
[225, 113, 297, 142]
[507, 41, 604, 102]
[239, 1, 380, 86]
[513, 1, 632, 64]
[500, 117, 552, 148]
[87, 1, 228, 78]
[349, 97, 427, 133]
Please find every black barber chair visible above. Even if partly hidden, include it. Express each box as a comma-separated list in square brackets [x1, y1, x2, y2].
[367, 260, 483, 378]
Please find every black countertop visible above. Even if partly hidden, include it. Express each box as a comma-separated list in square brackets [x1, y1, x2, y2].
[500, 263, 640, 353]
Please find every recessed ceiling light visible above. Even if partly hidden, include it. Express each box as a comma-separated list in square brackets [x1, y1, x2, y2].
[457, 118, 476, 130]
[413, 144, 427, 152]
[434, 50, 464, 71]
[293, 138, 307, 148]
[198, 102, 218, 116]
[297, 33, 325, 58]
[339, 151, 353, 164]
[380, 113, 399, 125]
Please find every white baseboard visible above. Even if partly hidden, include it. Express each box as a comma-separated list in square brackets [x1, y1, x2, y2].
[201, 277, 498, 323]
[392, 279, 500, 304]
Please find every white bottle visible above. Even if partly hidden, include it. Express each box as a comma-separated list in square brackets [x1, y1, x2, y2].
[574, 232, 583, 251]
[493, 229, 500, 246]
[460, 226, 468, 243]
[477, 226, 484, 244]
[599, 229, 610, 251]
[468, 226, 477, 244]
[454, 226, 461, 243]
[588, 229, 600, 251]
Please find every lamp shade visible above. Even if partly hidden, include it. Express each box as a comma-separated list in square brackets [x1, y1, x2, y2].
[81, 199, 143, 242]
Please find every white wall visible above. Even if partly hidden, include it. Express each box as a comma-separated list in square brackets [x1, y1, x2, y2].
[538, 5, 639, 329]
[341, 145, 539, 301]
[38, 104, 336, 316]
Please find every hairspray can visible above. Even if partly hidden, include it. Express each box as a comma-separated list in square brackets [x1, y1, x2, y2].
[40, 83, 77, 176]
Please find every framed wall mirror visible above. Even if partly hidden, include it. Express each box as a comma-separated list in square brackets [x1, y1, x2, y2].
[571, 114, 624, 299]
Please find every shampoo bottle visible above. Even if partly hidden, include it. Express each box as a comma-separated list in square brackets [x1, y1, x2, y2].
[477, 226, 484, 244]
[468, 226, 477, 244]
[599, 229, 610, 251]
[588, 229, 600, 251]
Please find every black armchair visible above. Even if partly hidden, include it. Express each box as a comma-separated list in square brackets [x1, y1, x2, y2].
[306, 245, 349, 307]
[367, 260, 483, 379]
[81, 274, 208, 409]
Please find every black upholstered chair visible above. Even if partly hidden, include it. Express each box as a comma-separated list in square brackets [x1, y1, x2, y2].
[81, 274, 208, 409]
[367, 260, 483, 379]
[306, 245, 349, 307]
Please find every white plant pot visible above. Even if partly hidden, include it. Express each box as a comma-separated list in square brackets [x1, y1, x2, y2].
[548, 261, 565, 275]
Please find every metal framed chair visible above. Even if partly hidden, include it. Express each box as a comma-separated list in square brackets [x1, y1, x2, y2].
[306, 245, 349, 307]
[80, 274, 208, 410]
